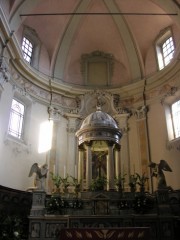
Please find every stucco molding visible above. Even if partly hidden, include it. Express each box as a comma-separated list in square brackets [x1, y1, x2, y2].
[166, 139, 180, 151]
[4, 133, 31, 155]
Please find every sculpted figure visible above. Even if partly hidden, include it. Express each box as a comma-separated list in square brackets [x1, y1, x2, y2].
[149, 160, 172, 189]
[29, 163, 48, 191]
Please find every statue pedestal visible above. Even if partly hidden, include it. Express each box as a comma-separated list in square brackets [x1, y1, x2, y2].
[30, 190, 46, 216]
[156, 189, 171, 215]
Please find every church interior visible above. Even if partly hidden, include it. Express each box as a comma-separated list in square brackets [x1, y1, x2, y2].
[0, 0, 180, 239]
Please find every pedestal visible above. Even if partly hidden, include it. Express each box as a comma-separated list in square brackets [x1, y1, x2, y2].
[30, 190, 46, 216]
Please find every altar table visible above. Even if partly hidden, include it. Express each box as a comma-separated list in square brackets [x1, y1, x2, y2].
[58, 227, 150, 240]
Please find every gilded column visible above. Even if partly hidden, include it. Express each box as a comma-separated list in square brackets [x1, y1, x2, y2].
[78, 145, 84, 183]
[107, 141, 115, 190]
[114, 144, 121, 178]
[85, 141, 92, 190]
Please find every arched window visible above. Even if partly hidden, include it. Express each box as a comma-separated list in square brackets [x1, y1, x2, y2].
[156, 28, 175, 70]
[21, 26, 41, 69]
[8, 99, 25, 139]
[22, 37, 33, 63]
[162, 87, 180, 149]
[171, 100, 180, 139]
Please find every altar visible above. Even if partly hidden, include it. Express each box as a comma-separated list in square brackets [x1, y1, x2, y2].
[58, 227, 150, 240]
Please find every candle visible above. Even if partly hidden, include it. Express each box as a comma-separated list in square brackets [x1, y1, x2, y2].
[75, 164, 77, 178]
[64, 165, 66, 178]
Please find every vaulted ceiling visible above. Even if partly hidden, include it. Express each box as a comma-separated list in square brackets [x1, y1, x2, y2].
[1, 0, 180, 88]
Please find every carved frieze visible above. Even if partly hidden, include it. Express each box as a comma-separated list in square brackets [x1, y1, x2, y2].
[161, 86, 178, 105]
[166, 139, 180, 151]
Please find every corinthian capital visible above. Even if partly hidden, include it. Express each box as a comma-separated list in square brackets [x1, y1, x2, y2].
[134, 105, 148, 120]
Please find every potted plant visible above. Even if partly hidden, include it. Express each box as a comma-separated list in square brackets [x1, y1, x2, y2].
[70, 176, 82, 197]
[61, 175, 71, 194]
[90, 176, 107, 191]
[129, 174, 138, 193]
[50, 172, 62, 194]
[115, 174, 126, 192]
[136, 172, 149, 193]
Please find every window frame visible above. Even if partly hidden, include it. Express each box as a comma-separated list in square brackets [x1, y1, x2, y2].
[8, 98, 25, 140]
[22, 36, 34, 64]
[22, 26, 41, 69]
[7, 91, 32, 145]
[155, 28, 175, 70]
[162, 88, 180, 143]
[171, 100, 180, 139]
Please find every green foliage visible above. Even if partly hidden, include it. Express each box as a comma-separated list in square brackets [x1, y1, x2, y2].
[46, 196, 83, 214]
[129, 174, 138, 188]
[0, 214, 28, 239]
[46, 195, 63, 214]
[90, 176, 108, 191]
[136, 172, 149, 187]
[115, 174, 127, 191]
[70, 176, 81, 195]
[50, 172, 62, 188]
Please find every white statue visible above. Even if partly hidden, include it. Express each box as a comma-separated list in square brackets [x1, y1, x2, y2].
[29, 163, 48, 191]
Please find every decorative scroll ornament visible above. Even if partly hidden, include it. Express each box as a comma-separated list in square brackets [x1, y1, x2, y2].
[134, 105, 148, 120]
[161, 86, 178, 105]
[0, 57, 10, 85]
[48, 106, 63, 121]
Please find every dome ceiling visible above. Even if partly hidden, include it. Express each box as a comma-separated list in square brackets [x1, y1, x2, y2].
[3, 0, 180, 88]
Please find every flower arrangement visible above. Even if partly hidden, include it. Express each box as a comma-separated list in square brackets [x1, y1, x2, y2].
[46, 195, 83, 214]
[46, 195, 63, 214]
[133, 194, 155, 214]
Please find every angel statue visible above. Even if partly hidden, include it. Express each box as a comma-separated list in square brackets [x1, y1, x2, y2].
[29, 163, 48, 191]
[149, 159, 172, 190]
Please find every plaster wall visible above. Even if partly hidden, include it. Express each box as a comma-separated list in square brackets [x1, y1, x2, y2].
[148, 100, 180, 190]
[0, 79, 180, 192]
[0, 82, 52, 190]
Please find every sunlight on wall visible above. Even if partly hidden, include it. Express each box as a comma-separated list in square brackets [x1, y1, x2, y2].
[38, 120, 53, 153]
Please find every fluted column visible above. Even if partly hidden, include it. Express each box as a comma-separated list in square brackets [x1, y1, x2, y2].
[65, 113, 80, 177]
[114, 113, 130, 190]
[107, 141, 115, 190]
[85, 141, 92, 190]
[46, 107, 61, 193]
[134, 106, 150, 192]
